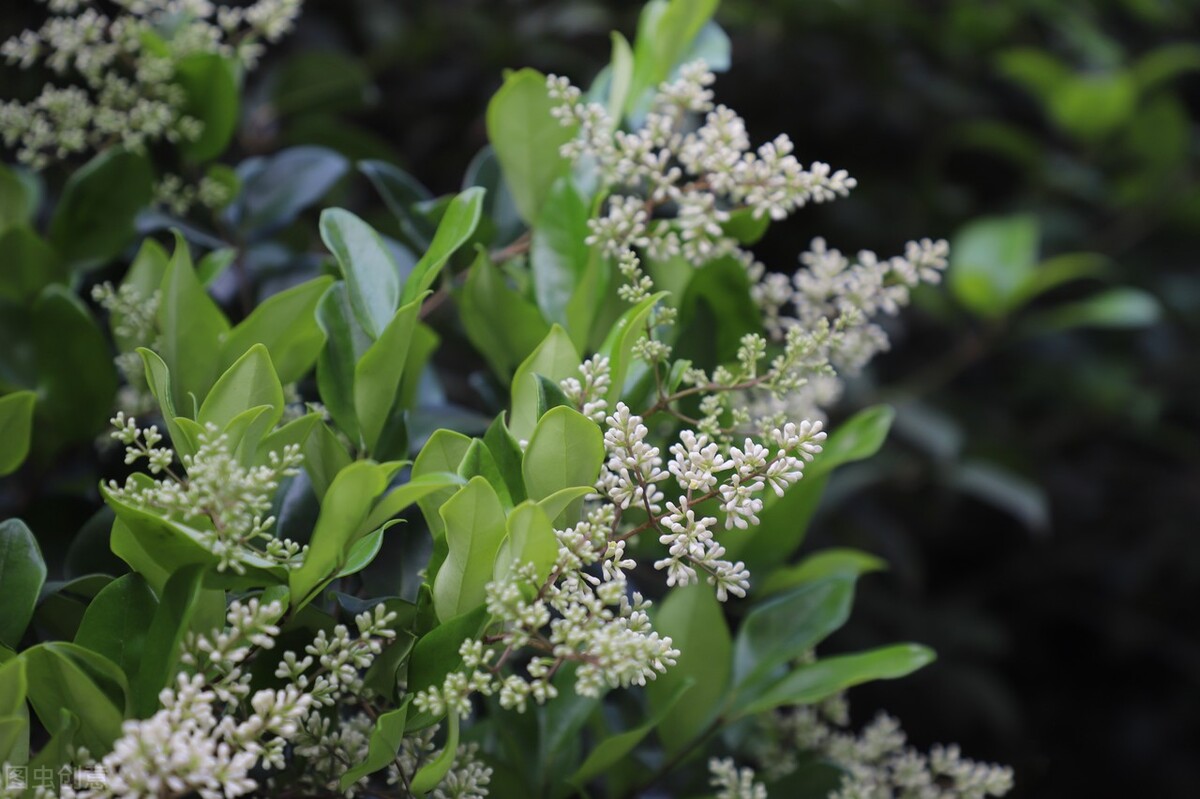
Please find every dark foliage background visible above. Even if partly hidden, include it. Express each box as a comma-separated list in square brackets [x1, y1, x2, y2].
[247, 0, 1200, 796]
[3, 0, 1198, 795]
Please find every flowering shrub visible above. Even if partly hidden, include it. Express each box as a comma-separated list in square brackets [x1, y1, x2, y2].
[0, 1, 1016, 797]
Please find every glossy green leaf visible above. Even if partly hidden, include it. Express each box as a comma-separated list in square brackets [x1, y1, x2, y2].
[457, 439, 513, 508]
[809, 405, 896, 480]
[433, 477, 508, 621]
[302, 420, 353, 501]
[487, 69, 576, 224]
[175, 53, 240, 161]
[412, 430, 473, 540]
[362, 472, 466, 535]
[0, 519, 46, 649]
[198, 344, 284, 432]
[158, 232, 229, 405]
[483, 414, 527, 504]
[0, 391, 35, 476]
[732, 576, 857, 696]
[221, 276, 333, 384]
[521, 406, 604, 501]
[530, 180, 590, 326]
[401, 187, 485, 305]
[74, 573, 158, 681]
[355, 295, 425, 452]
[494, 501, 558, 585]
[338, 701, 411, 790]
[509, 325, 581, 442]
[234, 146, 349, 235]
[23, 642, 127, 753]
[358, 160, 437, 249]
[407, 604, 489, 701]
[740, 644, 936, 717]
[336, 520, 400, 579]
[315, 281, 374, 443]
[607, 31, 635, 120]
[0, 657, 28, 765]
[410, 709, 460, 793]
[646, 583, 730, 754]
[47, 149, 153, 270]
[137, 348, 193, 459]
[627, 0, 718, 119]
[321, 208, 402, 339]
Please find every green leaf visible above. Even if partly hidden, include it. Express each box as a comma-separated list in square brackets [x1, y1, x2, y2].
[0, 657, 28, 765]
[606, 32, 636, 120]
[362, 472, 467, 535]
[234, 146, 349, 235]
[949, 214, 1041, 318]
[23, 642, 127, 753]
[132, 565, 218, 717]
[321, 208, 402, 340]
[460, 252, 551, 379]
[221, 275, 333, 384]
[175, 53, 240, 161]
[303, 420, 353, 500]
[948, 461, 1050, 533]
[1047, 70, 1137, 141]
[521, 406, 604, 501]
[291, 461, 392, 609]
[569, 678, 692, 787]
[457, 439, 513, 508]
[646, 583, 730, 754]
[74, 573, 158, 682]
[47, 149, 153, 271]
[198, 344, 284, 432]
[487, 69, 576, 224]
[732, 576, 857, 697]
[0, 519, 46, 649]
[509, 325, 581, 442]
[33, 286, 117, 448]
[315, 281, 373, 444]
[1009, 253, 1110, 310]
[0, 225, 63, 304]
[137, 348, 193, 459]
[412, 430, 473, 540]
[627, 0, 718, 119]
[338, 701, 411, 790]
[0, 391, 35, 476]
[483, 415, 527, 504]
[358, 160, 437, 249]
[494, 501, 558, 585]
[1019, 288, 1161, 335]
[410, 709, 460, 793]
[759, 549, 887, 597]
[337, 520, 400, 578]
[740, 644, 936, 717]
[407, 604, 489, 700]
[0, 163, 36, 234]
[433, 477, 508, 622]
[530, 180, 590, 326]
[354, 295, 425, 452]
[536, 486, 593, 527]
[599, 291, 667, 406]
[809, 405, 896, 480]
[401, 187, 486, 305]
[158, 232, 230, 405]
[1133, 43, 1200, 90]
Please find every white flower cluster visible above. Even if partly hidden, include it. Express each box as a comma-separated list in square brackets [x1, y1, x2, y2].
[560, 355, 612, 422]
[549, 61, 855, 270]
[80, 599, 310, 799]
[105, 414, 305, 573]
[91, 282, 161, 413]
[599, 403, 824, 600]
[709, 757, 768, 799]
[751, 694, 1014, 799]
[0, 0, 301, 169]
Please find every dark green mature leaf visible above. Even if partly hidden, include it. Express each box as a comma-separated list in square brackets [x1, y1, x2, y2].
[0, 656, 28, 764]
[401, 187, 485, 305]
[406, 604, 488, 728]
[198, 344, 284, 432]
[321, 208, 401, 340]
[175, 53, 240, 161]
[33, 286, 117, 448]
[359, 160, 437, 249]
[74, 573, 158, 682]
[0, 519, 46, 648]
[510, 325, 581, 442]
[232, 146, 349, 236]
[646, 584, 730, 754]
[0, 391, 35, 476]
[808, 405, 896, 480]
[460, 252, 551, 379]
[0, 225, 62, 303]
[487, 69, 576, 224]
[23, 642, 127, 754]
[158, 232, 229, 406]
[315, 282, 374, 444]
[0, 163, 36, 235]
[48, 149, 153, 271]
[732, 576, 857, 696]
[221, 276, 333, 384]
[947, 461, 1050, 533]
[433, 477, 508, 621]
[740, 644, 936, 717]
[521, 406, 604, 501]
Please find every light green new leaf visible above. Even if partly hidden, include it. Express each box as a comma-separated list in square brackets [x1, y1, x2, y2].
[494, 501, 558, 585]
[361, 471, 467, 535]
[0, 391, 35, 476]
[457, 439, 514, 508]
[23, 642, 127, 754]
[808, 405, 896, 480]
[338, 701, 410, 790]
[487, 69, 576, 224]
[732, 576, 857, 696]
[321, 208, 401, 339]
[0, 657, 28, 765]
[221, 275, 333, 384]
[599, 291, 667, 407]
[949, 214, 1040, 319]
[530, 180, 590, 327]
[1020, 287, 1161, 336]
[401, 187, 485, 305]
[0, 519, 46, 649]
[198, 344, 284, 432]
[302, 420, 353, 500]
[509, 325, 581, 442]
[74, 573, 158, 682]
[646, 583, 730, 754]
[606, 32, 635, 120]
[354, 295, 425, 452]
[337, 520, 401, 579]
[158, 232, 229, 405]
[433, 477, 508, 622]
[410, 710, 460, 793]
[740, 644, 936, 717]
[291, 461, 392, 609]
[521, 406, 604, 501]
[626, 0, 718, 119]
[138, 348, 194, 459]
[412, 430, 473, 541]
